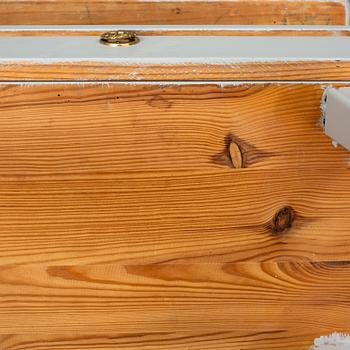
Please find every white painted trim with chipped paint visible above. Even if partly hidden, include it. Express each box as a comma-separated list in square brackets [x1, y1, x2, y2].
[311, 333, 350, 350]
[322, 87, 350, 150]
[1, 35, 350, 64]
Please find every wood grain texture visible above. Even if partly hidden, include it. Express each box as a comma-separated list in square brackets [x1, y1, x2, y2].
[0, 262, 350, 344]
[0, 330, 334, 350]
[1, 82, 350, 348]
[0, 83, 348, 265]
[3, 60, 350, 81]
[0, 0, 347, 25]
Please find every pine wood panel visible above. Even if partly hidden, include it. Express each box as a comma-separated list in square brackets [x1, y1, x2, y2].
[3, 60, 350, 81]
[0, 83, 348, 265]
[0, 0, 347, 25]
[0, 262, 350, 339]
[1, 82, 350, 348]
[0, 331, 320, 350]
[0, 330, 333, 350]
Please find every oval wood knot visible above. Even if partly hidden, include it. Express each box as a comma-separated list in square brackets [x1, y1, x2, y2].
[271, 206, 295, 234]
[228, 141, 243, 169]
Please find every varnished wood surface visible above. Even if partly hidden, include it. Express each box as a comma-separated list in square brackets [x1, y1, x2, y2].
[0, 262, 350, 339]
[3, 60, 350, 81]
[0, 0, 347, 25]
[0, 329, 342, 350]
[1, 83, 350, 348]
[0, 83, 348, 265]
[1, 262, 350, 349]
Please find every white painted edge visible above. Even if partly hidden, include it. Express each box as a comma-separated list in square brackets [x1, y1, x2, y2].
[322, 87, 350, 150]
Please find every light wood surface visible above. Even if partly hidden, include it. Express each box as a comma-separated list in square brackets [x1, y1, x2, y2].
[0, 262, 350, 342]
[0, 82, 350, 348]
[1, 328, 348, 350]
[0, 83, 349, 264]
[0, 0, 347, 25]
[2, 60, 350, 82]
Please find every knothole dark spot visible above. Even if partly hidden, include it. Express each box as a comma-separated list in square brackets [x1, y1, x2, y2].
[271, 206, 295, 234]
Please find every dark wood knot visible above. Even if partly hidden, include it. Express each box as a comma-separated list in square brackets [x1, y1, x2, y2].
[271, 206, 295, 234]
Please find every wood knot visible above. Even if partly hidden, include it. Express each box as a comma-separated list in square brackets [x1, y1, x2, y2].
[228, 141, 243, 169]
[212, 134, 245, 169]
[271, 206, 295, 234]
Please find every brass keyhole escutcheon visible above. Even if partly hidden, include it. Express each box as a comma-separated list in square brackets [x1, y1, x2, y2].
[100, 31, 140, 47]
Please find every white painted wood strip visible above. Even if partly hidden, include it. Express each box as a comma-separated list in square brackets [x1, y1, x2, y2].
[323, 87, 350, 151]
[311, 333, 350, 350]
[0, 36, 350, 64]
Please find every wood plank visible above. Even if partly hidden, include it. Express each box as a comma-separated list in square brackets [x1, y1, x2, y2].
[3, 60, 350, 81]
[0, 330, 329, 350]
[0, 262, 349, 336]
[0, 0, 347, 25]
[0, 81, 350, 347]
[0, 83, 349, 264]
[1, 32, 350, 81]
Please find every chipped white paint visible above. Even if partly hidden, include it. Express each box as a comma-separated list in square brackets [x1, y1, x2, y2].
[311, 333, 350, 350]
[1, 36, 350, 64]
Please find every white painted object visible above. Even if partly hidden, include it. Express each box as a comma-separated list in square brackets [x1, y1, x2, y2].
[311, 333, 350, 349]
[323, 87, 350, 151]
[0, 35, 349, 64]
